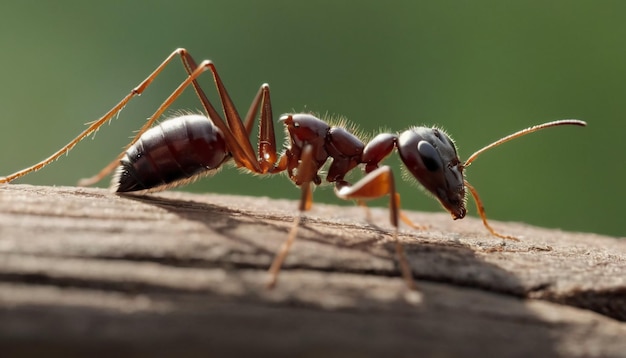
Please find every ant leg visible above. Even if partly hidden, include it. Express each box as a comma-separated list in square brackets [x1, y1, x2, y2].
[1, 48, 201, 185]
[336, 166, 418, 290]
[141, 55, 277, 175]
[240, 84, 277, 173]
[357, 198, 427, 231]
[400, 212, 426, 229]
[77, 56, 241, 186]
[79, 50, 271, 186]
[356, 200, 374, 222]
[266, 145, 315, 289]
[464, 180, 519, 241]
[397, 196, 429, 230]
[181, 54, 281, 175]
[192, 79, 277, 174]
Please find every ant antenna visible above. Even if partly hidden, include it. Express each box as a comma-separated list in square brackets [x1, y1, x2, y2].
[464, 119, 587, 167]
[461, 119, 587, 240]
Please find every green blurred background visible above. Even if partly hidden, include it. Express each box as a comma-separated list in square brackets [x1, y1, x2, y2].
[0, 1, 623, 237]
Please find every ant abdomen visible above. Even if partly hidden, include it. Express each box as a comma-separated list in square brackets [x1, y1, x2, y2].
[113, 114, 229, 193]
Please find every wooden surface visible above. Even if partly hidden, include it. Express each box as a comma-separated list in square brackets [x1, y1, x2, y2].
[0, 184, 625, 357]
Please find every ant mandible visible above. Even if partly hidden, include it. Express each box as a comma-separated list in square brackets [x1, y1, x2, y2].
[0, 48, 586, 291]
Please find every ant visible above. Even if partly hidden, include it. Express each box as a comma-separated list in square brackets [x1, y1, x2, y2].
[0, 48, 586, 291]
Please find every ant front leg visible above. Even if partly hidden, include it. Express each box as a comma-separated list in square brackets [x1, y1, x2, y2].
[335, 166, 418, 290]
[464, 180, 519, 241]
[266, 144, 316, 289]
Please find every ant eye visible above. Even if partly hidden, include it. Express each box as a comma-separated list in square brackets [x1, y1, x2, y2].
[417, 141, 441, 171]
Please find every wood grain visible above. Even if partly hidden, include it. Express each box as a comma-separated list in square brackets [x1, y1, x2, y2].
[0, 184, 624, 357]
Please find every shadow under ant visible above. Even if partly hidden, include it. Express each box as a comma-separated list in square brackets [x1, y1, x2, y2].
[122, 192, 394, 265]
[122, 192, 533, 298]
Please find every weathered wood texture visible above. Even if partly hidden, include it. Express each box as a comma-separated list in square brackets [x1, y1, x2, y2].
[0, 184, 625, 357]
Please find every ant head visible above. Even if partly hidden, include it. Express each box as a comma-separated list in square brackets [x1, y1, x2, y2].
[397, 127, 467, 220]
[395, 120, 586, 220]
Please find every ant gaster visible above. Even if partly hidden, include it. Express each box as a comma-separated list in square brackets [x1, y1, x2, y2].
[0, 49, 586, 290]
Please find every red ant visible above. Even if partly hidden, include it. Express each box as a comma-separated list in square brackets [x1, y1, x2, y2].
[0, 48, 586, 290]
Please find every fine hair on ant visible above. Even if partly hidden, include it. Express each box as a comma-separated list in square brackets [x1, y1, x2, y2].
[0, 48, 586, 290]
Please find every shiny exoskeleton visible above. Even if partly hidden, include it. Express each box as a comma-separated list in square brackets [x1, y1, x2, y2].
[279, 114, 468, 219]
[365, 127, 466, 220]
[115, 114, 229, 193]
[0, 48, 587, 291]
